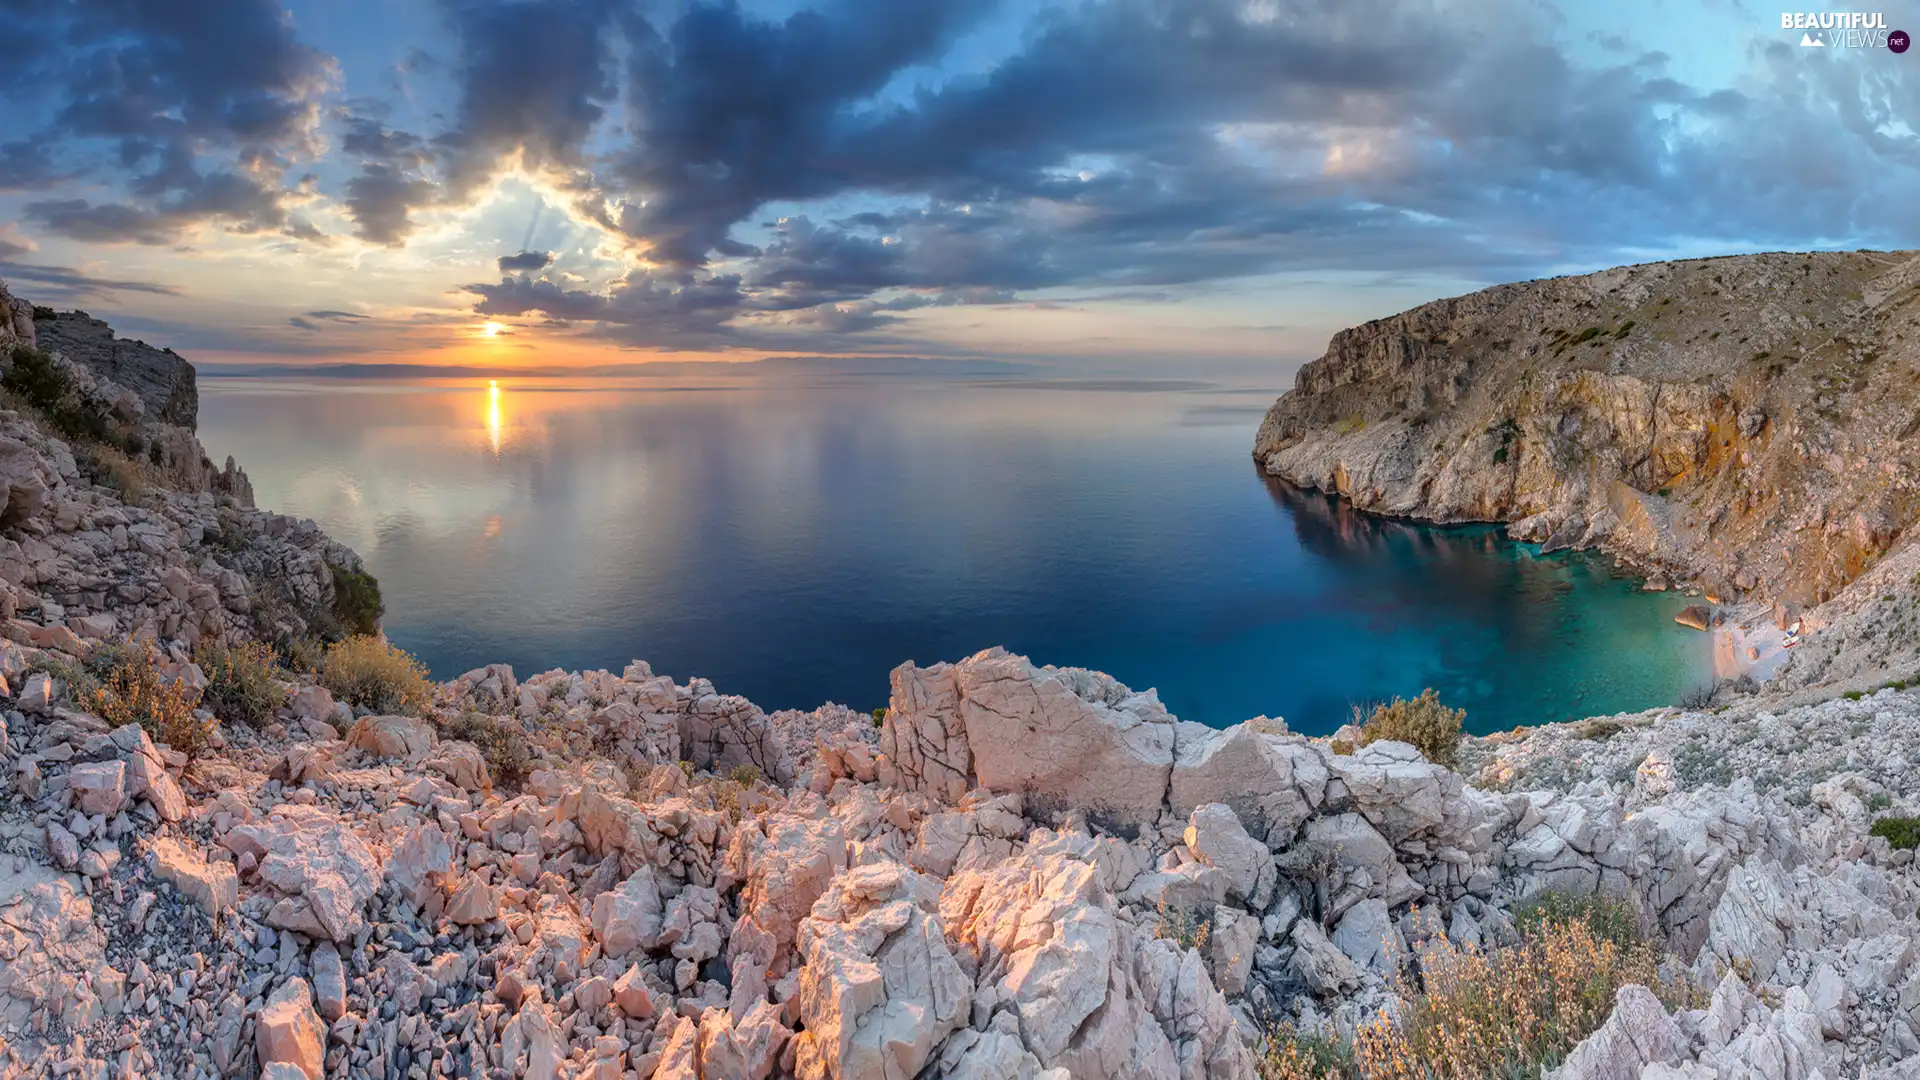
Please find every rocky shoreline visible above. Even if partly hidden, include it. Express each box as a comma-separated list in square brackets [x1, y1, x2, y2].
[0, 280, 1913, 1079]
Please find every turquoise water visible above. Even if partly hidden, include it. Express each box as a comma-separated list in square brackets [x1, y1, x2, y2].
[197, 373, 1712, 734]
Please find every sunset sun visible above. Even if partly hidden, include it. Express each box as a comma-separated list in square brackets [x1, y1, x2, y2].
[480, 321, 506, 337]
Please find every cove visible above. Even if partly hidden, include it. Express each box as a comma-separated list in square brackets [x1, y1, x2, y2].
[196, 372, 1712, 735]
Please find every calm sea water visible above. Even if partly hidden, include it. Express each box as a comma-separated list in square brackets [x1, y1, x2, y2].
[197, 373, 1711, 735]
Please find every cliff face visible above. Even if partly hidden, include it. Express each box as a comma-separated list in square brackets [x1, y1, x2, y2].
[1254, 251, 1920, 612]
[31, 310, 200, 430]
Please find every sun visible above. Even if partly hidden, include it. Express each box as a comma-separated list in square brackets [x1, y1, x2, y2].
[480, 321, 506, 337]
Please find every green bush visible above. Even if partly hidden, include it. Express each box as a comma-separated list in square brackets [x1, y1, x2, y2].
[1843, 689, 1865, 701]
[1359, 689, 1464, 768]
[321, 635, 433, 715]
[1154, 898, 1211, 952]
[1870, 816, 1920, 850]
[440, 711, 529, 790]
[195, 639, 282, 727]
[3, 345, 113, 443]
[1511, 889, 1644, 952]
[328, 562, 384, 636]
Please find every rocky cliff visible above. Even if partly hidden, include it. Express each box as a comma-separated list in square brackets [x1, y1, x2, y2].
[1254, 250, 1920, 697]
[0, 277, 1913, 1080]
[1255, 252, 1920, 599]
[31, 311, 200, 430]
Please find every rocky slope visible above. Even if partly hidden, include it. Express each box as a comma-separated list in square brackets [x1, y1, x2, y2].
[0, 278, 1914, 1080]
[1254, 250, 1920, 695]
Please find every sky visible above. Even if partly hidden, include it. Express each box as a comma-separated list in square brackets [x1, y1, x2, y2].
[0, 0, 1916, 373]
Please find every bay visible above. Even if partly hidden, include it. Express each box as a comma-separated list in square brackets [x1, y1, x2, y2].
[197, 372, 1712, 734]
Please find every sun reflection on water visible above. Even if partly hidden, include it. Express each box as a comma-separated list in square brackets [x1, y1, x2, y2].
[486, 379, 501, 454]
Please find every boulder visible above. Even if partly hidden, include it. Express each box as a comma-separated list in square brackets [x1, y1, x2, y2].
[225, 808, 381, 941]
[1168, 722, 1327, 842]
[150, 837, 238, 917]
[791, 863, 971, 1080]
[1182, 803, 1275, 909]
[255, 978, 325, 1080]
[345, 714, 435, 760]
[1548, 985, 1687, 1080]
[591, 867, 665, 958]
[885, 649, 1177, 826]
[68, 760, 126, 816]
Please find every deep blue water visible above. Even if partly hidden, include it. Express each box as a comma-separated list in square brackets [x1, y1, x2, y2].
[197, 373, 1711, 735]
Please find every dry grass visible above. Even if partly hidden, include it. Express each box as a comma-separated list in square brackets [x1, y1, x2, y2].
[1154, 898, 1212, 952]
[1259, 897, 1702, 1080]
[82, 641, 214, 758]
[321, 635, 435, 715]
[1358, 689, 1465, 768]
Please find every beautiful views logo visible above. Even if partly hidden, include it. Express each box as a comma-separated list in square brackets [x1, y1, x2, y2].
[1781, 11, 1905, 48]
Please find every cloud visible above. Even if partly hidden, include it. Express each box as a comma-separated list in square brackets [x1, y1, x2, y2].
[497, 250, 554, 272]
[305, 310, 369, 321]
[0, 261, 181, 299]
[289, 316, 320, 330]
[2, 0, 337, 244]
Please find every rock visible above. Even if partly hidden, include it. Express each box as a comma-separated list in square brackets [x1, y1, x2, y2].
[1169, 722, 1326, 842]
[1675, 605, 1712, 632]
[68, 760, 126, 815]
[736, 813, 849, 968]
[422, 738, 491, 791]
[885, 648, 1177, 826]
[612, 965, 661, 1019]
[150, 836, 239, 917]
[1208, 907, 1258, 995]
[1182, 803, 1275, 909]
[17, 672, 51, 712]
[446, 877, 500, 924]
[254, 978, 325, 1080]
[287, 685, 334, 726]
[1330, 898, 1403, 975]
[591, 866, 665, 957]
[1548, 985, 1687, 1080]
[792, 862, 971, 1080]
[1289, 919, 1361, 995]
[226, 808, 381, 941]
[344, 714, 435, 759]
[310, 943, 347, 1023]
[45, 821, 80, 870]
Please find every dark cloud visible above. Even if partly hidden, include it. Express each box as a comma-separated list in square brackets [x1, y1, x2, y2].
[437, 0, 617, 197]
[306, 310, 369, 321]
[497, 250, 554, 272]
[289, 316, 321, 330]
[0, 261, 180, 299]
[345, 161, 438, 246]
[2, 0, 335, 243]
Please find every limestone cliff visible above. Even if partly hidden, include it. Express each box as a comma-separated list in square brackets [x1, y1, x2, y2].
[31, 309, 200, 429]
[1254, 251, 1920, 615]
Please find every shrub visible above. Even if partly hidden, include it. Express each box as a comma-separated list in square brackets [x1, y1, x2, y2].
[320, 635, 434, 715]
[1344, 913, 1697, 1079]
[328, 562, 384, 636]
[1358, 689, 1464, 768]
[1154, 899, 1211, 952]
[1842, 689, 1865, 701]
[81, 640, 214, 758]
[1510, 889, 1644, 952]
[147, 441, 165, 466]
[75, 444, 145, 501]
[441, 711, 531, 790]
[3, 345, 113, 443]
[1677, 682, 1718, 710]
[870, 707, 888, 728]
[1256, 1026, 1359, 1080]
[1573, 718, 1625, 741]
[195, 639, 282, 727]
[1870, 816, 1920, 850]
[727, 763, 763, 787]
[1866, 792, 1893, 812]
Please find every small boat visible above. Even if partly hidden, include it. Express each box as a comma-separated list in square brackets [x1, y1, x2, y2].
[1783, 621, 1802, 648]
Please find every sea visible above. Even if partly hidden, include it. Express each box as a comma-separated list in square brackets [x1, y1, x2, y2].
[196, 370, 1713, 735]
